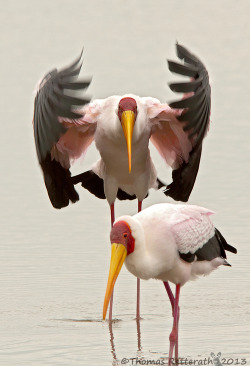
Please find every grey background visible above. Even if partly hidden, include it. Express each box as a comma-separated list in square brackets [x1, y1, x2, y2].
[1, 1, 249, 364]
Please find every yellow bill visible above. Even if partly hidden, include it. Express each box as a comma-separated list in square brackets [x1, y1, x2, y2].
[103, 243, 127, 320]
[121, 110, 135, 173]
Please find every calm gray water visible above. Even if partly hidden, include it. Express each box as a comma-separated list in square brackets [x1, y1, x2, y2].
[1, 1, 250, 365]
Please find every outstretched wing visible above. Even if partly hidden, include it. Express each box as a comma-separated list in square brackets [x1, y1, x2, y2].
[33, 52, 96, 208]
[149, 43, 211, 202]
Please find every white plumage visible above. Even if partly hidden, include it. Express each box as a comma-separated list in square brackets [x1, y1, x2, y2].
[114, 204, 224, 284]
[103, 203, 237, 363]
[33, 43, 212, 322]
[33, 43, 211, 213]
[89, 95, 159, 203]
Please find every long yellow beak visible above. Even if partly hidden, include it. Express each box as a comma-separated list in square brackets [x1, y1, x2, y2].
[121, 111, 135, 173]
[103, 243, 127, 320]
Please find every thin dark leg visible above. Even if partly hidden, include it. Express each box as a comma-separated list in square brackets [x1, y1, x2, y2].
[168, 284, 180, 365]
[174, 296, 180, 362]
[109, 203, 115, 321]
[136, 200, 142, 320]
[175, 309, 179, 362]
[109, 292, 114, 321]
[138, 200, 142, 212]
[163, 281, 180, 358]
[110, 203, 115, 227]
[163, 281, 175, 313]
[136, 278, 140, 320]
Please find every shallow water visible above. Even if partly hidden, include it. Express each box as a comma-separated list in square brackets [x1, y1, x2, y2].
[1, 0, 250, 365]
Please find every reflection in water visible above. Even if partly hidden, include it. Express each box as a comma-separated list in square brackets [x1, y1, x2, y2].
[136, 318, 142, 352]
[108, 321, 118, 365]
[108, 318, 143, 364]
[56, 318, 104, 322]
[1, 1, 249, 365]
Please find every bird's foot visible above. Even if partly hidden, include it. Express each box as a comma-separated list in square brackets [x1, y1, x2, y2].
[168, 327, 178, 365]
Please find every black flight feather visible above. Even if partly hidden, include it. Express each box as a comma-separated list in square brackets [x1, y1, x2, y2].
[165, 43, 211, 202]
[33, 52, 91, 208]
[179, 228, 237, 264]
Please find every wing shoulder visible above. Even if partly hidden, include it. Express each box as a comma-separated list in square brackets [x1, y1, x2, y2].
[171, 205, 215, 255]
[171, 205, 236, 264]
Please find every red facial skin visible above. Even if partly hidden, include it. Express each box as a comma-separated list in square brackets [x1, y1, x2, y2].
[118, 97, 138, 121]
[110, 221, 135, 255]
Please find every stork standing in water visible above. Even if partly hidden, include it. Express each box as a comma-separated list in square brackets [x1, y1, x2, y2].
[33, 44, 211, 320]
[103, 203, 237, 364]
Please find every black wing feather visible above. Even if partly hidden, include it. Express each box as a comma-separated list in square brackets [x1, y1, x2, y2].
[33, 52, 91, 162]
[179, 228, 237, 263]
[60, 81, 90, 90]
[33, 52, 91, 208]
[168, 60, 198, 77]
[164, 43, 211, 202]
[169, 77, 202, 93]
[165, 145, 202, 202]
[41, 156, 79, 209]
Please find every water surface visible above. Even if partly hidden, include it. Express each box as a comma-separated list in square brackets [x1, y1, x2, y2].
[1, 1, 250, 364]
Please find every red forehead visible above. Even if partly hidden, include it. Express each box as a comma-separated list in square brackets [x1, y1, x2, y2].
[110, 220, 131, 242]
[118, 97, 137, 111]
[110, 220, 135, 255]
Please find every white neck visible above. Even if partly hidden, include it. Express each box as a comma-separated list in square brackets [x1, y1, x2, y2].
[115, 216, 154, 280]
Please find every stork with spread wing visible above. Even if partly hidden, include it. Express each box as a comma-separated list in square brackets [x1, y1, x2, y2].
[33, 43, 211, 319]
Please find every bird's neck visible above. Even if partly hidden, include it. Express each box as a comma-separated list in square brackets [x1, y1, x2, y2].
[123, 218, 153, 280]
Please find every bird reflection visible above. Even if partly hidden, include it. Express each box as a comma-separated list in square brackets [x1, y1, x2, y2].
[108, 317, 143, 364]
[136, 318, 142, 352]
[108, 321, 118, 365]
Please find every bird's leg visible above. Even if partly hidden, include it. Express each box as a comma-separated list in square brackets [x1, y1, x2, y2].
[175, 309, 179, 362]
[168, 284, 180, 366]
[109, 203, 115, 321]
[136, 200, 142, 320]
[163, 280, 180, 358]
[164, 281, 180, 318]
[174, 301, 180, 362]
[109, 292, 114, 321]
[138, 200, 142, 212]
[136, 277, 140, 320]
[163, 281, 175, 315]
[174, 286, 180, 364]
[110, 203, 115, 227]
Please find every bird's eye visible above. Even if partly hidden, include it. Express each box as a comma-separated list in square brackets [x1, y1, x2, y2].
[123, 233, 128, 238]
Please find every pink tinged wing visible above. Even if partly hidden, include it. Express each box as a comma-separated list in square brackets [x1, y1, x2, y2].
[52, 104, 98, 169]
[171, 205, 215, 254]
[148, 103, 193, 169]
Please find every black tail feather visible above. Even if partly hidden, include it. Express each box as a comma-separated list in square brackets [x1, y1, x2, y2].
[72, 171, 169, 201]
[179, 228, 237, 264]
[72, 170, 106, 199]
[215, 228, 237, 255]
[72, 170, 137, 201]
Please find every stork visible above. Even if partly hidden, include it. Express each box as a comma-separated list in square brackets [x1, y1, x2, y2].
[33, 44, 211, 320]
[102, 203, 237, 364]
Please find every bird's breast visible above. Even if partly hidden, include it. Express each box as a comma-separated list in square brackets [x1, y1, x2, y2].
[95, 129, 151, 178]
